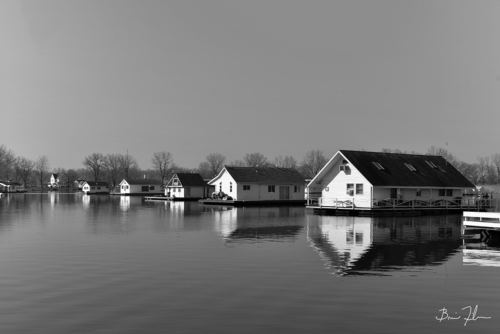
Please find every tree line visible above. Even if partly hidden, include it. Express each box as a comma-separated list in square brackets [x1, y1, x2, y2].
[1, 143, 499, 189]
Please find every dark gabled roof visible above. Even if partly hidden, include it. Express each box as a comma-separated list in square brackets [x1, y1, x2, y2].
[124, 178, 162, 185]
[172, 173, 208, 187]
[222, 167, 305, 184]
[0, 181, 22, 186]
[340, 150, 474, 188]
[84, 181, 109, 186]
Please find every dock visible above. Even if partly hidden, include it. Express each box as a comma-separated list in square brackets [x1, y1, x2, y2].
[144, 196, 201, 201]
[463, 211, 500, 230]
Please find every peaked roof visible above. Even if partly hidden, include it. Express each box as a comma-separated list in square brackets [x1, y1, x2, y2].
[338, 150, 474, 188]
[121, 178, 162, 185]
[83, 181, 109, 186]
[169, 173, 208, 187]
[211, 167, 305, 184]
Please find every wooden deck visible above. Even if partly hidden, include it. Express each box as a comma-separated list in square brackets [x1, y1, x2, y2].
[199, 199, 306, 206]
[307, 198, 498, 217]
[144, 196, 202, 201]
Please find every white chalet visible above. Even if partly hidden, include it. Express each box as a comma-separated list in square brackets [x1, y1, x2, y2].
[208, 166, 305, 203]
[307, 150, 476, 211]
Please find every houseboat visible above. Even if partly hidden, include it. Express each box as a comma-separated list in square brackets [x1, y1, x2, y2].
[119, 178, 163, 196]
[306, 150, 491, 216]
[82, 181, 110, 194]
[200, 166, 306, 206]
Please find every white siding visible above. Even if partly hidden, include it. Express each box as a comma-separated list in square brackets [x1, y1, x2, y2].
[321, 159, 371, 208]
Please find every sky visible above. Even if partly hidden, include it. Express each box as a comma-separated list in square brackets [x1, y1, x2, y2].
[1, 0, 499, 170]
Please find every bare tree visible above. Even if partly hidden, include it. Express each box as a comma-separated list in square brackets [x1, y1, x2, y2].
[301, 150, 327, 178]
[491, 153, 500, 184]
[0, 144, 16, 180]
[66, 169, 79, 190]
[274, 155, 297, 168]
[227, 159, 246, 167]
[120, 153, 139, 179]
[83, 153, 106, 181]
[427, 146, 458, 166]
[206, 153, 226, 177]
[15, 157, 35, 187]
[477, 156, 490, 185]
[151, 151, 173, 185]
[197, 161, 212, 179]
[105, 154, 123, 187]
[35, 155, 50, 190]
[243, 152, 269, 167]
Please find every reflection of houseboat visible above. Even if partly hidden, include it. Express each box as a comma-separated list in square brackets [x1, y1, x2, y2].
[306, 150, 489, 216]
[307, 215, 462, 276]
[212, 206, 305, 241]
[462, 228, 500, 267]
[201, 166, 306, 206]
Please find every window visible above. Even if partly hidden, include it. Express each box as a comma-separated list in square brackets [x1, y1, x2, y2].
[294, 185, 301, 192]
[150, 186, 155, 190]
[425, 161, 437, 168]
[405, 163, 417, 172]
[91, 187, 95, 190]
[416, 189, 421, 196]
[446, 189, 453, 196]
[372, 162, 384, 170]
[438, 189, 445, 196]
[268, 185, 275, 193]
[243, 185, 250, 190]
[346, 183, 354, 195]
[141, 186, 149, 192]
[173, 178, 179, 186]
[230, 182, 232, 192]
[97, 187, 101, 190]
[339, 165, 345, 171]
[356, 184, 363, 195]
[219, 182, 222, 192]
[438, 166, 447, 173]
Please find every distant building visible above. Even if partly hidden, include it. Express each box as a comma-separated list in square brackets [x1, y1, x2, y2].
[50, 174, 59, 188]
[82, 181, 110, 194]
[165, 173, 214, 199]
[207, 166, 305, 203]
[119, 178, 163, 196]
[0, 181, 24, 193]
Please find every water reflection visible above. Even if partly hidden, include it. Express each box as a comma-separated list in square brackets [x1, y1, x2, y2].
[307, 214, 463, 276]
[463, 230, 500, 267]
[209, 206, 305, 242]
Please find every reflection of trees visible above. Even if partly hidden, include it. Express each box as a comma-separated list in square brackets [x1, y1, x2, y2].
[308, 215, 463, 276]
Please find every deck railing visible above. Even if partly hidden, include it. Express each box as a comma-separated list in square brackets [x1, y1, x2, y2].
[307, 197, 497, 210]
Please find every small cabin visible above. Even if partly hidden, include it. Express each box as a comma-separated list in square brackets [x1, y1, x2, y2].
[119, 178, 163, 196]
[165, 173, 214, 199]
[82, 181, 110, 194]
[0, 181, 24, 193]
[207, 166, 305, 203]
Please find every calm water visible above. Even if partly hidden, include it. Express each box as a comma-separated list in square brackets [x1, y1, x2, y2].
[1, 193, 499, 333]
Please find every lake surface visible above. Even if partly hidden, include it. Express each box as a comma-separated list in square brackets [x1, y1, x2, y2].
[1, 193, 499, 333]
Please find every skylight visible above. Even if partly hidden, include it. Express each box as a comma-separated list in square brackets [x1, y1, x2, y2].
[425, 161, 437, 168]
[372, 162, 384, 170]
[438, 166, 447, 173]
[405, 163, 417, 172]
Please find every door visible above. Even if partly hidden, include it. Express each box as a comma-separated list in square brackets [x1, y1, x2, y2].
[185, 187, 191, 197]
[279, 186, 290, 200]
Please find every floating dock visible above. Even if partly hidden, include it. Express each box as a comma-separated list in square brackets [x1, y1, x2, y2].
[198, 199, 306, 207]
